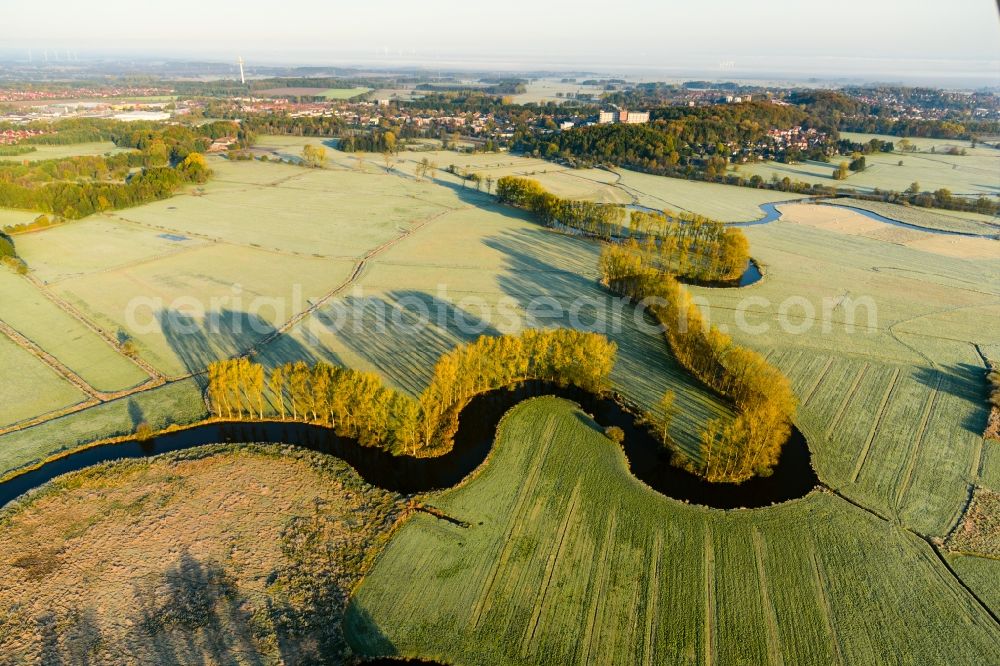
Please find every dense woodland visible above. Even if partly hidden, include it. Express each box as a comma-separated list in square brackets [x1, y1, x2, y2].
[207, 328, 616, 455]
[626, 210, 750, 283]
[241, 113, 344, 138]
[514, 102, 820, 170]
[0, 121, 227, 218]
[600, 242, 797, 482]
[496, 175, 626, 237]
[0, 153, 210, 218]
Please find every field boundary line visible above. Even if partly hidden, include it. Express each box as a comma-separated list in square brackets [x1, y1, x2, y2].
[520, 482, 582, 658]
[927, 544, 1000, 629]
[802, 356, 835, 406]
[703, 524, 716, 666]
[829, 488, 1000, 630]
[0, 398, 101, 437]
[467, 415, 557, 630]
[751, 527, 784, 666]
[888, 300, 1000, 364]
[894, 371, 942, 511]
[247, 207, 454, 357]
[849, 366, 901, 484]
[825, 363, 869, 438]
[0, 319, 103, 400]
[807, 537, 845, 665]
[942, 484, 978, 542]
[643, 530, 663, 666]
[577, 508, 617, 666]
[22, 273, 163, 381]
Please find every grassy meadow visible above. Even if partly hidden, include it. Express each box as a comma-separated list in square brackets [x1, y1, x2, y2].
[0, 208, 41, 231]
[687, 215, 1000, 536]
[380, 147, 807, 221]
[508, 79, 604, 105]
[737, 133, 999, 197]
[47, 242, 357, 378]
[11, 216, 212, 284]
[0, 271, 149, 392]
[0, 379, 205, 479]
[0, 152, 734, 462]
[319, 86, 372, 99]
[0, 333, 88, 429]
[347, 397, 1000, 664]
[0, 141, 130, 163]
[947, 555, 1000, 616]
[822, 198, 999, 236]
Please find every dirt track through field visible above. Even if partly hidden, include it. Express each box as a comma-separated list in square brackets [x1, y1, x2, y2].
[246, 206, 455, 356]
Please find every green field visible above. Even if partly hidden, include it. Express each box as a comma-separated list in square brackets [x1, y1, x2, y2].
[0, 271, 149, 392]
[508, 79, 604, 105]
[5, 152, 997, 473]
[48, 242, 356, 378]
[320, 86, 371, 99]
[822, 199, 999, 236]
[0, 333, 87, 429]
[380, 149, 807, 221]
[348, 397, 1000, 664]
[0, 379, 205, 477]
[0, 208, 40, 231]
[249, 139, 807, 223]
[11, 216, 211, 284]
[947, 555, 1000, 615]
[3, 155, 735, 448]
[0, 141, 131, 162]
[737, 134, 999, 197]
[687, 218, 1000, 536]
[840, 132, 997, 157]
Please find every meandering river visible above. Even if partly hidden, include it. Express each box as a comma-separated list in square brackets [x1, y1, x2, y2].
[0, 381, 819, 511]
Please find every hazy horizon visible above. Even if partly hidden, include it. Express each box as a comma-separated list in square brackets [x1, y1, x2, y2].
[2, 0, 999, 87]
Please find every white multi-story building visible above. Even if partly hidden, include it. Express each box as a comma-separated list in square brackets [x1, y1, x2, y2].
[618, 109, 649, 124]
[597, 109, 649, 125]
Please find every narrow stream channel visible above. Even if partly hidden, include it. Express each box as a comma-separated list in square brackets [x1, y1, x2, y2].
[0, 381, 818, 511]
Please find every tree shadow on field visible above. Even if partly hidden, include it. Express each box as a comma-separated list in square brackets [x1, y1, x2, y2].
[127, 398, 146, 428]
[914, 363, 990, 434]
[482, 226, 735, 451]
[574, 410, 607, 436]
[37, 607, 103, 665]
[425, 172, 500, 207]
[316, 292, 499, 396]
[128, 550, 264, 666]
[341, 598, 398, 660]
[158, 308, 341, 388]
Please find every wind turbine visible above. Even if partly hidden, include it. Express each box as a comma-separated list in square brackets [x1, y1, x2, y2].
[237, 56, 246, 85]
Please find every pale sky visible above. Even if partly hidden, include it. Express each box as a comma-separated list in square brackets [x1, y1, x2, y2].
[2, 0, 999, 84]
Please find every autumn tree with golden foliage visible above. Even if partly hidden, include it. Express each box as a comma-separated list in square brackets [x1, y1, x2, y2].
[600, 241, 796, 482]
[207, 328, 617, 456]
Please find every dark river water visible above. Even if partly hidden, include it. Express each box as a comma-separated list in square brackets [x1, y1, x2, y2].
[0, 381, 817, 511]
